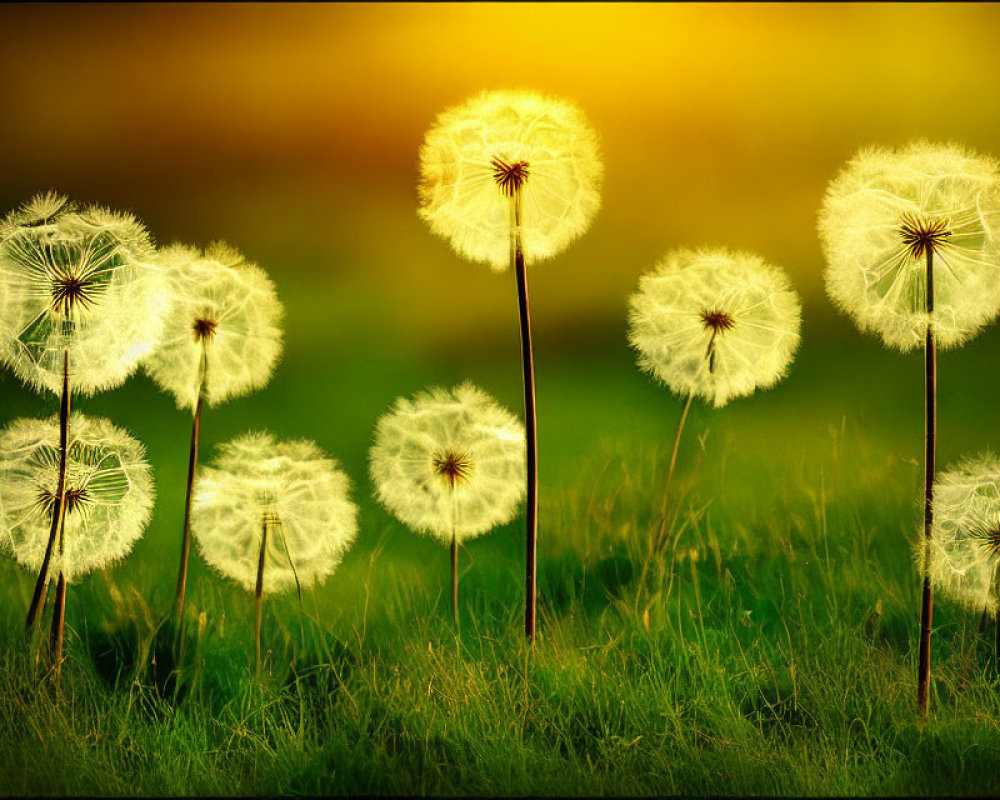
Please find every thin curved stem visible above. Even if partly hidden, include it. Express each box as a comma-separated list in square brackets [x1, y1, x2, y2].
[49, 573, 66, 678]
[653, 393, 695, 555]
[255, 516, 269, 675]
[917, 247, 935, 715]
[26, 349, 71, 631]
[511, 190, 538, 643]
[175, 346, 208, 645]
[451, 533, 459, 630]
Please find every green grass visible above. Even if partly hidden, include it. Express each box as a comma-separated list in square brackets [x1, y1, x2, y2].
[5, 321, 1000, 796]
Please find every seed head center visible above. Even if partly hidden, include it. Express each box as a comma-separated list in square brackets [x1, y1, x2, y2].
[972, 524, 1000, 558]
[51, 275, 94, 315]
[433, 450, 473, 489]
[699, 309, 735, 333]
[491, 158, 530, 197]
[899, 214, 951, 260]
[193, 318, 219, 341]
[37, 486, 89, 516]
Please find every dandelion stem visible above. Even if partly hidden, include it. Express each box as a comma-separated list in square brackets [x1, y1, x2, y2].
[174, 354, 207, 649]
[48, 572, 66, 677]
[255, 516, 269, 674]
[654, 393, 694, 554]
[994, 610, 1000, 675]
[511, 189, 538, 643]
[917, 246, 936, 715]
[26, 349, 71, 631]
[451, 533, 459, 630]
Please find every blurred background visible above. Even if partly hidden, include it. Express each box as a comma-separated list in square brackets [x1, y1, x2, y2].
[3, 3, 1000, 620]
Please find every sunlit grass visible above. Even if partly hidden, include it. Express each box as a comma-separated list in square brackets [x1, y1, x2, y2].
[2, 355, 1000, 795]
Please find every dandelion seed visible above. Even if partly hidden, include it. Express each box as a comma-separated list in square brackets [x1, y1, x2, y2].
[922, 453, 1000, 670]
[0, 414, 154, 668]
[191, 432, 357, 670]
[628, 246, 802, 409]
[418, 89, 603, 271]
[0, 192, 167, 396]
[143, 242, 284, 412]
[418, 89, 602, 640]
[0, 192, 166, 633]
[370, 383, 526, 627]
[819, 142, 1000, 713]
[141, 242, 284, 638]
[819, 141, 1000, 352]
[628, 246, 802, 555]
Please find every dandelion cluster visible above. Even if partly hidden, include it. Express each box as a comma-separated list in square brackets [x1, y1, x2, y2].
[143, 242, 284, 411]
[0, 192, 167, 395]
[819, 141, 1000, 351]
[0, 414, 153, 582]
[418, 89, 603, 270]
[922, 453, 1000, 614]
[627, 247, 802, 408]
[370, 383, 526, 543]
[192, 433, 358, 594]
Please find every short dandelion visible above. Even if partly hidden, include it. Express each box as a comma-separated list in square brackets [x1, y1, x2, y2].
[628, 246, 802, 551]
[819, 141, 1000, 713]
[418, 89, 602, 640]
[0, 414, 154, 671]
[921, 453, 1000, 671]
[191, 432, 357, 672]
[370, 383, 525, 629]
[0, 192, 166, 632]
[141, 242, 284, 638]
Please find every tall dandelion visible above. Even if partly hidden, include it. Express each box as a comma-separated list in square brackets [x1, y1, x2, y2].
[191, 432, 357, 671]
[920, 453, 1000, 671]
[142, 242, 284, 636]
[0, 414, 154, 670]
[819, 141, 1000, 713]
[370, 383, 525, 628]
[628, 246, 802, 550]
[0, 192, 165, 631]
[418, 89, 602, 639]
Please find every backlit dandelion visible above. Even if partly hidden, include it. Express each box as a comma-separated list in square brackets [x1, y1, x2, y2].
[191, 432, 357, 670]
[819, 141, 1000, 713]
[142, 242, 284, 636]
[0, 414, 153, 669]
[370, 383, 525, 628]
[0, 192, 166, 632]
[418, 89, 602, 639]
[628, 247, 801, 550]
[921, 453, 1000, 670]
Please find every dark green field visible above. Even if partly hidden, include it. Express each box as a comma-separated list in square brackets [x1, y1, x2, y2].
[5, 311, 1000, 796]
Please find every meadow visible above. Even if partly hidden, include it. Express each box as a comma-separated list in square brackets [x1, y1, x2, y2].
[4, 312, 1000, 797]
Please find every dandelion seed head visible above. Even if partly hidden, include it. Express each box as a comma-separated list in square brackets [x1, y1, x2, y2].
[0, 414, 153, 582]
[192, 432, 357, 595]
[921, 452, 1000, 613]
[370, 383, 526, 544]
[0, 193, 168, 396]
[627, 247, 802, 408]
[418, 89, 603, 271]
[819, 141, 1000, 351]
[142, 242, 284, 411]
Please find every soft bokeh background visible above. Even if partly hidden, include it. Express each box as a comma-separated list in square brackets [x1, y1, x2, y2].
[3, 2, 1000, 614]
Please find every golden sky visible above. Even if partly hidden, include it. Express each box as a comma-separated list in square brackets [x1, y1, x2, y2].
[1, 3, 998, 348]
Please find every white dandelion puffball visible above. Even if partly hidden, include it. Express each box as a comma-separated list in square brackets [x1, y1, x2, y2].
[923, 453, 1000, 614]
[819, 141, 1000, 351]
[142, 242, 284, 411]
[370, 383, 526, 544]
[192, 432, 357, 595]
[0, 192, 168, 395]
[627, 247, 802, 408]
[0, 414, 154, 582]
[418, 89, 603, 271]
